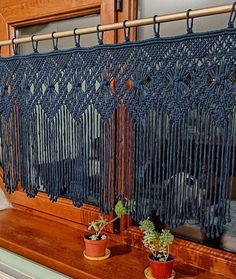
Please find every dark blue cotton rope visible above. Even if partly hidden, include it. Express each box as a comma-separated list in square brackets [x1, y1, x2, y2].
[183, 113, 189, 220]
[179, 120, 185, 223]
[123, 20, 130, 42]
[228, 112, 236, 221]
[192, 106, 199, 216]
[96, 24, 104, 45]
[31, 35, 39, 53]
[188, 112, 194, 219]
[144, 112, 150, 214]
[204, 116, 212, 237]
[228, 2, 236, 28]
[214, 125, 221, 235]
[153, 15, 161, 38]
[223, 122, 232, 225]
[0, 24, 235, 238]
[51, 32, 58, 51]
[160, 113, 167, 221]
[208, 125, 216, 238]
[137, 121, 142, 220]
[186, 9, 194, 34]
[165, 116, 171, 224]
[199, 112, 207, 233]
[174, 121, 181, 224]
[153, 107, 159, 210]
[12, 38, 19, 55]
[172, 123, 177, 226]
[73, 28, 80, 47]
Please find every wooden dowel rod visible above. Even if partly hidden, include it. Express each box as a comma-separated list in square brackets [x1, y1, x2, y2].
[0, 4, 234, 47]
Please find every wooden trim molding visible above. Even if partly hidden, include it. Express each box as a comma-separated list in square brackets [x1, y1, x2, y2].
[0, 0, 101, 26]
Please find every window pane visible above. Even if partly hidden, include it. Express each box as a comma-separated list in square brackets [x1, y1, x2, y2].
[137, 0, 229, 40]
[17, 14, 100, 54]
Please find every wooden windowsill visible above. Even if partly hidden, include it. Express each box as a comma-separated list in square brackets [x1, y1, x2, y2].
[0, 208, 234, 279]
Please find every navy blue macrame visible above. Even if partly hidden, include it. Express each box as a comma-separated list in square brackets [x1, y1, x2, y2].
[0, 18, 236, 238]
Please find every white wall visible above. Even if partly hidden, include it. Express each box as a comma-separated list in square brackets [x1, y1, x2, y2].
[0, 189, 11, 210]
[138, 0, 231, 40]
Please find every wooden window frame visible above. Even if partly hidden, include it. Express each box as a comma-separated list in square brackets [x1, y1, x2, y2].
[0, 0, 137, 231]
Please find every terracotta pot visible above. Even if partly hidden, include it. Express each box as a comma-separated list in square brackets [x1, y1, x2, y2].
[84, 234, 108, 257]
[148, 255, 174, 279]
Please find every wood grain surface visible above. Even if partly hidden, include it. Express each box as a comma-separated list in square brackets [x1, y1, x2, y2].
[0, 208, 232, 279]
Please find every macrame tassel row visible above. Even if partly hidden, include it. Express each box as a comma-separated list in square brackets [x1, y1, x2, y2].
[0, 109, 19, 193]
[18, 98, 113, 211]
[130, 104, 235, 237]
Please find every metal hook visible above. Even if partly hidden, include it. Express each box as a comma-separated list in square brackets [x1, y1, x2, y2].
[51, 32, 58, 51]
[153, 15, 160, 38]
[96, 24, 104, 45]
[73, 28, 80, 47]
[12, 38, 19, 55]
[31, 35, 39, 53]
[228, 2, 236, 28]
[186, 9, 193, 34]
[123, 20, 130, 42]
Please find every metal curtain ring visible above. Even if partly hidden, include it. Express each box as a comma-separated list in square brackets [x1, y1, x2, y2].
[123, 20, 130, 42]
[51, 32, 58, 51]
[31, 35, 39, 53]
[73, 28, 80, 47]
[228, 2, 236, 28]
[186, 9, 193, 34]
[96, 24, 104, 45]
[153, 15, 160, 38]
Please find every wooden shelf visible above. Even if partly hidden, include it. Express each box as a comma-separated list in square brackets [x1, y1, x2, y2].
[0, 208, 233, 279]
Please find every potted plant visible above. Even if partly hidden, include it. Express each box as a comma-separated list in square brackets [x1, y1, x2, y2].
[139, 218, 174, 279]
[84, 200, 127, 258]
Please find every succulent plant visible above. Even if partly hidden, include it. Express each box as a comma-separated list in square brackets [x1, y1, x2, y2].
[139, 218, 174, 262]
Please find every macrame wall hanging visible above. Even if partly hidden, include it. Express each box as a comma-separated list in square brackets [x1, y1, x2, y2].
[0, 9, 236, 238]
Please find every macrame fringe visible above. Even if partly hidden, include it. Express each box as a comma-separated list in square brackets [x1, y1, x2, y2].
[0, 27, 236, 238]
[130, 104, 236, 237]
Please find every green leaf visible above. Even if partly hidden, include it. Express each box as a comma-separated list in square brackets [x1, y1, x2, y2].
[115, 200, 126, 218]
[159, 229, 174, 246]
[139, 218, 155, 233]
[90, 235, 98, 241]
[88, 217, 108, 233]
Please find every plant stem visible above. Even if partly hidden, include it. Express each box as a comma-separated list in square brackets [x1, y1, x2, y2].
[96, 216, 119, 238]
[165, 245, 169, 261]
